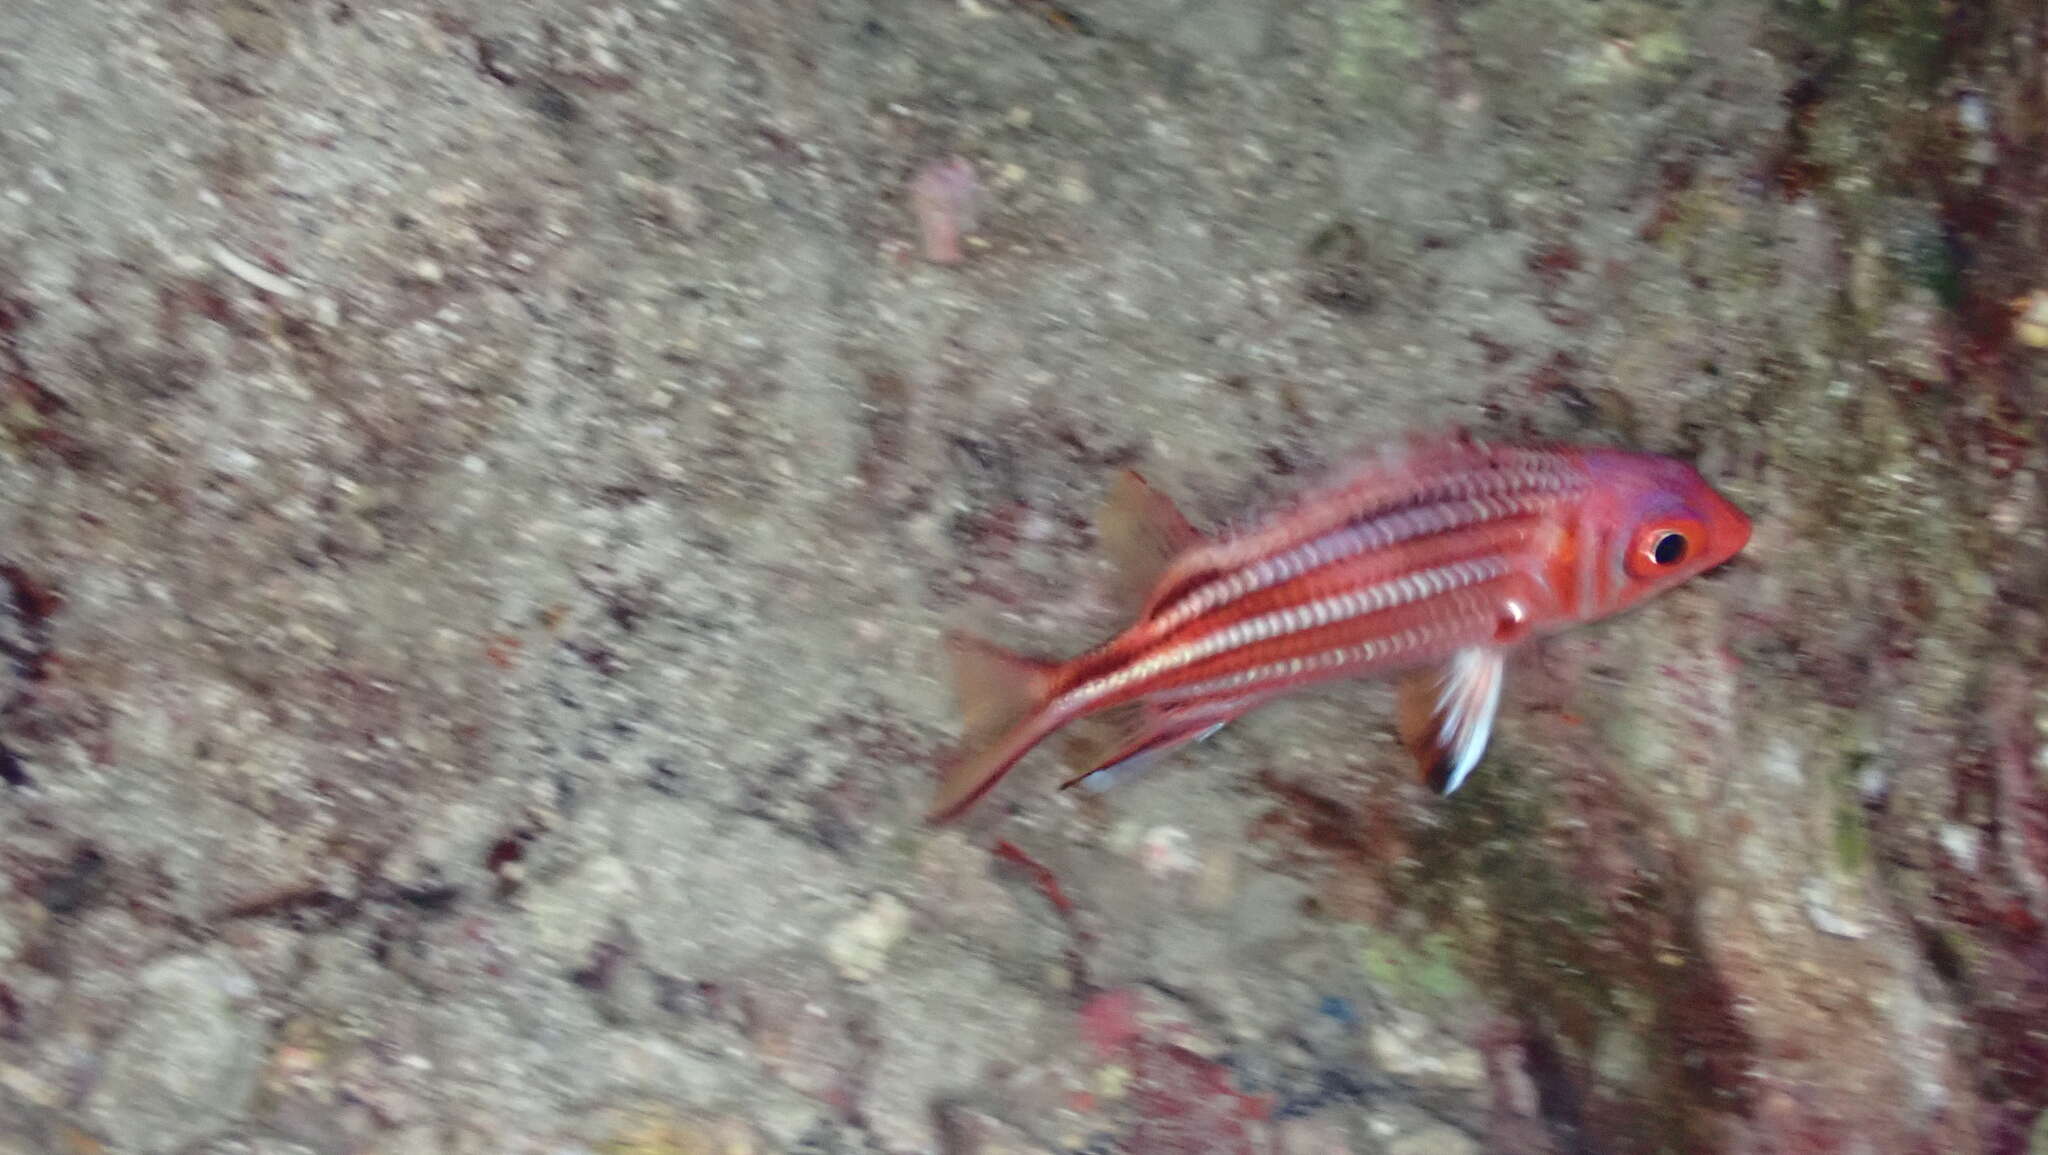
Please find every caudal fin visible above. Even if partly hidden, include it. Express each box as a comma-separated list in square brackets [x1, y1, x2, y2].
[927, 631, 1060, 822]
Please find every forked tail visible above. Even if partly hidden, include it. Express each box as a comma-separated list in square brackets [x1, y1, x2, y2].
[926, 630, 1065, 822]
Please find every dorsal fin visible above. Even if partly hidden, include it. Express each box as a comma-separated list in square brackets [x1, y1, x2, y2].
[1096, 469, 1204, 612]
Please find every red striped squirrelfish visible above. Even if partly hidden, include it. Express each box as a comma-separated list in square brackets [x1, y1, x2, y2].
[927, 432, 1751, 822]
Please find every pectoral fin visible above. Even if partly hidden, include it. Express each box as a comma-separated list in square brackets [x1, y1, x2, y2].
[1396, 647, 1506, 795]
[1096, 469, 1204, 612]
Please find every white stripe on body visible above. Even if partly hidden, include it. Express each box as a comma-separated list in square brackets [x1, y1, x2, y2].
[1151, 462, 1587, 631]
[1063, 555, 1511, 707]
[1146, 600, 1499, 702]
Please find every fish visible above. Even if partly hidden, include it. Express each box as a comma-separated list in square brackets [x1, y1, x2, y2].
[926, 431, 1753, 822]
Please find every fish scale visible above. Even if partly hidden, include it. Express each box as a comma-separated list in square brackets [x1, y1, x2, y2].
[1076, 555, 1513, 705]
[1075, 501, 1558, 706]
[1151, 590, 1514, 704]
[1149, 457, 1586, 628]
[926, 432, 1752, 822]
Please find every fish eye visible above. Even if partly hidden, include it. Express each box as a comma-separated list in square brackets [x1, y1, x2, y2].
[1623, 519, 1704, 580]
[1650, 530, 1689, 567]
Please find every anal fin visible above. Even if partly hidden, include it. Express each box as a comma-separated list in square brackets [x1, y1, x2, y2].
[1097, 470, 1204, 612]
[1057, 700, 1237, 796]
[1396, 647, 1507, 795]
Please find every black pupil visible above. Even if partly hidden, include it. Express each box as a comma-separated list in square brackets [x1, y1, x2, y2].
[1651, 531, 1688, 566]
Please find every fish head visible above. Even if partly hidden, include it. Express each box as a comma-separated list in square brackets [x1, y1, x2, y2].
[1565, 449, 1752, 620]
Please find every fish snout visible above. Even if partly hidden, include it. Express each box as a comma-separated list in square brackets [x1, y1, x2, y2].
[1701, 486, 1753, 567]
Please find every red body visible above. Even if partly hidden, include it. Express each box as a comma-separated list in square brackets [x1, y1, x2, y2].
[928, 434, 1753, 821]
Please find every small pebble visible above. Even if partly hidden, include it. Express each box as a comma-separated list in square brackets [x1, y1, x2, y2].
[1137, 826, 1198, 881]
[211, 244, 300, 298]
[1368, 1010, 1485, 1089]
[2014, 291, 2048, 348]
[0, 1063, 59, 1108]
[1317, 996, 1358, 1025]
[825, 893, 910, 981]
[1193, 845, 1237, 909]
[1800, 878, 1869, 940]
[1387, 1124, 1480, 1155]
[910, 156, 979, 265]
[87, 954, 264, 1153]
[1938, 823, 1981, 872]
